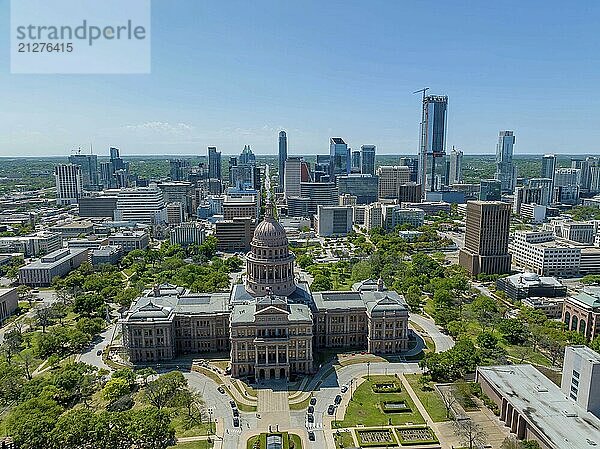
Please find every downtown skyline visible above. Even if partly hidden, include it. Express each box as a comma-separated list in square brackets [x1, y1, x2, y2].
[2, 1, 600, 156]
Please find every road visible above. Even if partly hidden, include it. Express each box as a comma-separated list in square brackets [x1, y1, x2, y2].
[409, 313, 455, 353]
[79, 322, 116, 371]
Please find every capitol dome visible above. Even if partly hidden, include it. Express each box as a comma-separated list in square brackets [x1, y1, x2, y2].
[245, 204, 296, 297]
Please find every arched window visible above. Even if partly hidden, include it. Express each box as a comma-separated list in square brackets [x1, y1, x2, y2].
[579, 319, 587, 335]
[571, 315, 578, 332]
[564, 311, 571, 327]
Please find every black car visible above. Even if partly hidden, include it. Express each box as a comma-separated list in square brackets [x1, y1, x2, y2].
[327, 405, 335, 415]
[308, 405, 314, 414]
[233, 408, 239, 417]
[230, 400, 236, 408]
[309, 397, 317, 406]
[308, 431, 315, 441]
[334, 394, 342, 405]
[233, 417, 240, 427]
[307, 413, 314, 423]
[217, 386, 225, 394]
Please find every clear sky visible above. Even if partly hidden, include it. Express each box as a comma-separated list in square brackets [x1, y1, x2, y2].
[1, 0, 600, 157]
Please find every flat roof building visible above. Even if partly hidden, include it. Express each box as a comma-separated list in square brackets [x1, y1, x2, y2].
[18, 248, 89, 287]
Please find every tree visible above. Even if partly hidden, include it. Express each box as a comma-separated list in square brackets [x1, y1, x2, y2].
[6, 397, 63, 449]
[498, 319, 529, 345]
[144, 371, 187, 410]
[405, 285, 423, 312]
[311, 274, 333, 292]
[477, 331, 499, 350]
[2, 329, 24, 362]
[471, 295, 500, 332]
[17, 285, 33, 307]
[35, 306, 54, 333]
[176, 389, 206, 429]
[127, 407, 175, 449]
[50, 408, 98, 449]
[102, 377, 130, 403]
[50, 302, 68, 325]
[17, 349, 36, 380]
[0, 361, 26, 404]
[439, 386, 457, 418]
[452, 417, 486, 449]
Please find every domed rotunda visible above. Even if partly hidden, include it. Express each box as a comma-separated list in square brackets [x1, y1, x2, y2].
[245, 205, 296, 297]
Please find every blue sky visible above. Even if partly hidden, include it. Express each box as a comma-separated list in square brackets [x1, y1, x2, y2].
[1, 0, 600, 157]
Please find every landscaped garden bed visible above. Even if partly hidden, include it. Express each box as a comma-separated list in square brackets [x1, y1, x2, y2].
[381, 400, 412, 413]
[372, 379, 402, 393]
[396, 426, 439, 446]
[356, 429, 398, 447]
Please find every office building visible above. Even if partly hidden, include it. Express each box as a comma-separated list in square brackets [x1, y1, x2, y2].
[170, 222, 205, 247]
[100, 147, 129, 189]
[477, 362, 600, 449]
[78, 194, 118, 218]
[545, 219, 596, 244]
[418, 94, 448, 194]
[114, 187, 167, 225]
[158, 181, 193, 218]
[563, 287, 600, 340]
[299, 182, 338, 214]
[351, 149, 361, 172]
[364, 203, 383, 230]
[91, 245, 123, 267]
[278, 131, 287, 187]
[494, 131, 517, 193]
[315, 205, 354, 237]
[510, 231, 581, 277]
[479, 179, 502, 201]
[377, 166, 411, 199]
[215, 218, 255, 252]
[561, 346, 600, 417]
[555, 168, 580, 188]
[68, 153, 99, 188]
[382, 206, 425, 230]
[284, 157, 302, 198]
[0, 288, 18, 323]
[541, 154, 557, 194]
[329, 137, 350, 178]
[169, 159, 191, 182]
[51, 220, 95, 237]
[208, 146, 221, 180]
[459, 201, 511, 275]
[121, 211, 409, 377]
[336, 174, 379, 205]
[166, 202, 184, 224]
[448, 147, 463, 184]
[54, 164, 83, 206]
[399, 157, 418, 183]
[107, 230, 149, 253]
[360, 145, 376, 175]
[223, 194, 258, 222]
[18, 248, 89, 287]
[496, 273, 566, 302]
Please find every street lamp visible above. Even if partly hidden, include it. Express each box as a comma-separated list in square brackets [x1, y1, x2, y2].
[367, 361, 371, 380]
[208, 407, 214, 435]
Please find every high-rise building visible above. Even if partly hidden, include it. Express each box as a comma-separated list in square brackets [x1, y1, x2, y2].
[459, 201, 512, 275]
[55, 164, 83, 206]
[278, 131, 287, 187]
[336, 174, 379, 205]
[351, 150, 361, 172]
[113, 187, 167, 225]
[239, 145, 256, 165]
[100, 147, 129, 189]
[228, 157, 238, 185]
[528, 178, 554, 205]
[541, 154, 557, 193]
[169, 159, 191, 181]
[329, 137, 350, 178]
[360, 145, 376, 176]
[377, 166, 411, 199]
[208, 146, 221, 180]
[399, 157, 419, 183]
[479, 179, 502, 201]
[555, 168, 581, 187]
[68, 153, 99, 188]
[284, 157, 302, 198]
[448, 147, 463, 184]
[494, 131, 517, 193]
[418, 95, 448, 195]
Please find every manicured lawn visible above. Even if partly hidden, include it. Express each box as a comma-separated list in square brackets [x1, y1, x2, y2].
[171, 415, 214, 438]
[334, 430, 355, 448]
[246, 432, 302, 449]
[335, 375, 425, 428]
[403, 374, 449, 422]
[173, 441, 213, 449]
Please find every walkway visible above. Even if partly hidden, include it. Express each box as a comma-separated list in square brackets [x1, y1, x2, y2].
[257, 382, 291, 430]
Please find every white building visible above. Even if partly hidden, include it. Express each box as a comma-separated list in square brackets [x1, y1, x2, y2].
[448, 147, 463, 184]
[315, 205, 353, 237]
[377, 166, 411, 199]
[55, 164, 83, 206]
[511, 231, 581, 277]
[19, 248, 89, 287]
[284, 157, 302, 198]
[561, 346, 600, 418]
[382, 205, 425, 230]
[364, 202, 383, 230]
[114, 187, 167, 225]
[170, 222, 205, 247]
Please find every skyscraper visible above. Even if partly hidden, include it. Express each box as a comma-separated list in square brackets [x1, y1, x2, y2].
[479, 179, 502, 201]
[418, 94, 448, 196]
[278, 131, 287, 188]
[541, 154, 557, 195]
[351, 150, 361, 172]
[55, 164, 83, 206]
[208, 146, 221, 180]
[284, 157, 302, 198]
[360, 145, 376, 176]
[169, 159, 191, 181]
[448, 147, 463, 184]
[458, 201, 512, 276]
[494, 131, 517, 193]
[68, 153, 99, 188]
[329, 137, 350, 178]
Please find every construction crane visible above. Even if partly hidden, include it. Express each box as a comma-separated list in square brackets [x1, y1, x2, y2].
[413, 87, 429, 102]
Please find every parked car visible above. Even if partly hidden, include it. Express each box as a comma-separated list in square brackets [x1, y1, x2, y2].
[96, 350, 102, 356]
[233, 408, 239, 417]
[217, 386, 225, 394]
[307, 413, 314, 423]
[327, 405, 335, 415]
[309, 397, 316, 406]
[233, 417, 239, 427]
[334, 394, 342, 405]
[308, 431, 315, 441]
[341, 385, 348, 393]
[229, 400, 236, 408]
[308, 405, 314, 414]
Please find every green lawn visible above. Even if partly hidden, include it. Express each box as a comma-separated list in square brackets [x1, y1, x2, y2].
[403, 374, 449, 422]
[335, 375, 425, 428]
[246, 432, 302, 449]
[172, 441, 213, 449]
[333, 430, 355, 448]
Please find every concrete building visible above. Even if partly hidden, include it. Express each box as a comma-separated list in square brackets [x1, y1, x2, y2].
[78, 194, 118, 218]
[520, 297, 564, 320]
[563, 286, 600, 340]
[315, 205, 353, 237]
[169, 222, 205, 247]
[0, 288, 18, 323]
[278, 131, 287, 187]
[90, 245, 123, 266]
[448, 147, 463, 184]
[107, 230, 149, 253]
[299, 182, 338, 214]
[496, 272, 566, 301]
[114, 187, 167, 225]
[477, 362, 600, 449]
[511, 231, 581, 277]
[541, 154, 557, 194]
[166, 202, 184, 225]
[0, 232, 62, 257]
[519, 203, 547, 224]
[545, 219, 596, 245]
[364, 203, 383, 230]
[336, 174, 379, 205]
[223, 194, 257, 223]
[55, 164, 83, 206]
[68, 153, 99, 189]
[121, 209, 409, 379]
[459, 201, 511, 275]
[561, 346, 600, 418]
[284, 157, 302, 198]
[18, 248, 89, 287]
[51, 220, 95, 238]
[377, 166, 411, 199]
[215, 218, 255, 252]
[382, 206, 425, 230]
[158, 182, 193, 218]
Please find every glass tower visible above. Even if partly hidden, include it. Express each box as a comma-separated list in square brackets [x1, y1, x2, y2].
[418, 95, 448, 195]
[329, 137, 350, 178]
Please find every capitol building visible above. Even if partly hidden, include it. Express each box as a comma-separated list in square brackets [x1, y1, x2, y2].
[121, 207, 410, 381]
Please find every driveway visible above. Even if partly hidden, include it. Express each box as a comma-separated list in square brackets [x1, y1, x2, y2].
[409, 313, 455, 353]
[79, 322, 116, 371]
